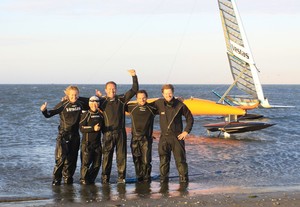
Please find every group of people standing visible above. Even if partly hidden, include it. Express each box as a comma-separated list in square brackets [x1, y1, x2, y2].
[40, 69, 194, 186]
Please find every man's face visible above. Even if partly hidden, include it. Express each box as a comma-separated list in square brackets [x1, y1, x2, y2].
[137, 93, 147, 106]
[105, 83, 116, 98]
[162, 89, 173, 102]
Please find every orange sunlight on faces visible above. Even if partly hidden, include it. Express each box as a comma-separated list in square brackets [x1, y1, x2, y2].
[162, 89, 173, 102]
[137, 93, 147, 106]
[105, 83, 116, 98]
[67, 89, 79, 103]
[89, 101, 99, 112]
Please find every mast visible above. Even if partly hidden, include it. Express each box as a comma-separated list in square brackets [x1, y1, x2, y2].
[218, 0, 271, 108]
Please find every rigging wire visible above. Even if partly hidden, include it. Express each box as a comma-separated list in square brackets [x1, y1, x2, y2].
[165, 0, 198, 84]
[91, 0, 168, 81]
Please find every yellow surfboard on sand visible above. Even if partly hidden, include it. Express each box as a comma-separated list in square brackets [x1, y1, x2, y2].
[129, 97, 245, 116]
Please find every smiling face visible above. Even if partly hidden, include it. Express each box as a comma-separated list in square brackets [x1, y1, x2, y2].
[66, 89, 79, 103]
[64, 86, 79, 103]
[162, 89, 174, 102]
[105, 83, 117, 99]
[137, 92, 147, 106]
[89, 100, 99, 112]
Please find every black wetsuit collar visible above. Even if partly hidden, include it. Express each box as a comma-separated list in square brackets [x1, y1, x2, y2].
[164, 97, 175, 107]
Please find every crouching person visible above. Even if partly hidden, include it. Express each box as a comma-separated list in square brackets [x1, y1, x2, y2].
[79, 96, 104, 184]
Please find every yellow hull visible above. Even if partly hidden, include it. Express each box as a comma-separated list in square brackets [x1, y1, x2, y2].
[130, 97, 245, 116]
[183, 97, 245, 116]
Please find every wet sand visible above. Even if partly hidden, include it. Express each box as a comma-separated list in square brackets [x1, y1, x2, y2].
[1, 182, 300, 207]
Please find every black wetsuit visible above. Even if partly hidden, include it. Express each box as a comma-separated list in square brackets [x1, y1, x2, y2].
[99, 76, 138, 183]
[79, 109, 104, 184]
[154, 97, 194, 182]
[42, 98, 89, 184]
[126, 102, 157, 182]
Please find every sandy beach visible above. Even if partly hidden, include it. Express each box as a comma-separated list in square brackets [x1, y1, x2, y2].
[2, 182, 300, 207]
[83, 190, 300, 207]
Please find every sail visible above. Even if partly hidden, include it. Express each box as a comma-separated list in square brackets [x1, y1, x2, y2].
[217, 0, 271, 108]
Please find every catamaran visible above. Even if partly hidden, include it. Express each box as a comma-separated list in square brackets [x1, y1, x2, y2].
[202, 0, 275, 137]
[215, 0, 271, 108]
[130, 0, 275, 137]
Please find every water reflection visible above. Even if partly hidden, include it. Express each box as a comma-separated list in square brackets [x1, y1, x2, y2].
[101, 184, 111, 201]
[134, 182, 151, 198]
[159, 182, 169, 196]
[117, 183, 126, 199]
[178, 182, 189, 196]
[159, 181, 189, 197]
[79, 184, 99, 203]
[96, 183, 127, 201]
[52, 185, 76, 203]
[48, 179, 196, 206]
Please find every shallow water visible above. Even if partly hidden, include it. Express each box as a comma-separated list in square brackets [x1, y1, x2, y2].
[0, 84, 299, 205]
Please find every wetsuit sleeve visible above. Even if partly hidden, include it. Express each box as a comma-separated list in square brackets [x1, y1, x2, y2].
[78, 96, 90, 111]
[152, 99, 161, 115]
[123, 75, 139, 103]
[182, 104, 194, 134]
[126, 103, 135, 113]
[79, 112, 94, 133]
[41, 101, 65, 118]
[148, 102, 158, 115]
[98, 96, 106, 110]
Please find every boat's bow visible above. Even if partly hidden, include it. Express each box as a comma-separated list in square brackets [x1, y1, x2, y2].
[183, 97, 245, 116]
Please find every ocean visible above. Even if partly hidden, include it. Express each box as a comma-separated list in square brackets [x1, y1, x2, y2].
[0, 84, 299, 206]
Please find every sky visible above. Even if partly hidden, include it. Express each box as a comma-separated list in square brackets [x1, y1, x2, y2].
[0, 0, 299, 85]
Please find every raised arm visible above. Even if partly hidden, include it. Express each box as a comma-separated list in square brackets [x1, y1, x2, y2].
[124, 69, 139, 103]
[40, 101, 64, 118]
[40, 102, 48, 112]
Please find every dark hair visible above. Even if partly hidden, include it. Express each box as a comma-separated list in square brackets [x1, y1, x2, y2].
[136, 90, 148, 98]
[105, 81, 117, 89]
[161, 84, 174, 93]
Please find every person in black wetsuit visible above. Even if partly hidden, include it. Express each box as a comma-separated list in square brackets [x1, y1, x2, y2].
[126, 90, 157, 182]
[40, 85, 89, 185]
[79, 96, 104, 185]
[153, 84, 194, 183]
[97, 69, 138, 184]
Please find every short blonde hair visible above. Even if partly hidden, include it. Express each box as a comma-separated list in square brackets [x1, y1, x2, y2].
[64, 85, 79, 95]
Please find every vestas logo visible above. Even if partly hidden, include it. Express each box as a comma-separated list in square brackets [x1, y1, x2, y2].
[231, 44, 249, 59]
[66, 107, 81, 112]
[91, 115, 101, 118]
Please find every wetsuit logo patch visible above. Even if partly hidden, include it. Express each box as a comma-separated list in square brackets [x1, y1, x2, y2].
[91, 115, 100, 118]
[66, 107, 81, 112]
[139, 106, 146, 112]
